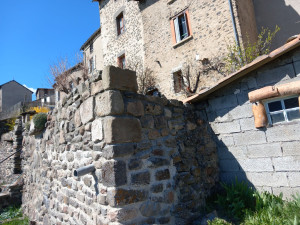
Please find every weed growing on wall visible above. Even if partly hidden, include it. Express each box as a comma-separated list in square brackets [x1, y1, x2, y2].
[225, 26, 280, 73]
[4, 118, 16, 131]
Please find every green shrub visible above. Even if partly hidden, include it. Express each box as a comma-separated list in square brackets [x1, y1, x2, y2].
[208, 218, 233, 225]
[215, 179, 256, 220]
[0, 206, 22, 221]
[32, 113, 47, 131]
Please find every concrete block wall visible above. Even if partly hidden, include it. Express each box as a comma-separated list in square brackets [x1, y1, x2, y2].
[201, 48, 300, 198]
[21, 66, 218, 225]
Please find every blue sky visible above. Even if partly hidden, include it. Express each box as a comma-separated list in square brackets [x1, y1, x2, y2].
[0, 1, 100, 98]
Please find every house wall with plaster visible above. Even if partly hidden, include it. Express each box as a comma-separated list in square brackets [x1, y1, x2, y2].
[197, 47, 300, 198]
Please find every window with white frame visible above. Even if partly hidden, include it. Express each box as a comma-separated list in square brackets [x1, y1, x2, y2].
[172, 11, 191, 43]
[264, 96, 300, 125]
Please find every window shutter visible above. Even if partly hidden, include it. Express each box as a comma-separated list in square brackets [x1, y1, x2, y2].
[170, 19, 176, 44]
[174, 18, 181, 43]
[185, 10, 192, 36]
[252, 101, 268, 128]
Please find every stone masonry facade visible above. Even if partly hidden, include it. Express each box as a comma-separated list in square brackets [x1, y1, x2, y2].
[198, 47, 300, 198]
[21, 66, 218, 225]
[96, 0, 257, 100]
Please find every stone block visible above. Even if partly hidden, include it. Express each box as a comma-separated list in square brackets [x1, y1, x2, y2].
[102, 66, 138, 92]
[104, 116, 142, 144]
[154, 116, 167, 129]
[248, 172, 288, 187]
[148, 129, 161, 140]
[150, 183, 164, 193]
[131, 171, 150, 185]
[146, 157, 170, 168]
[145, 103, 163, 115]
[287, 172, 300, 187]
[91, 80, 104, 96]
[107, 188, 148, 206]
[91, 119, 103, 142]
[102, 160, 127, 187]
[233, 130, 266, 146]
[155, 169, 170, 181]
[128, 158, 143, 170]
[273, 156, 300, 171]
[282, 142, 300, 156]
[139, 201, 161, 217]
[140, 115, 154, 128]
[211, 120, 241, 134]
[266, 123, 300, 142]
[127, 101, 144, 116]
[239, 158, 273, 172]
[256, 64, 295, 87]
[246, 143, 282, 158]
[95, 90, 124, 117]
[107, 208, 139, 222]
[80, 97, 94, 125]
[102, 144, 135, 159]
[229, 104, 253, 120]
[272, 187, 300, 200]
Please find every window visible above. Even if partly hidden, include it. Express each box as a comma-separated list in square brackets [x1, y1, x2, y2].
[89, 57, 95, 73]
[173, 71, 183, 93]
[264, 96, 300, 125]
[171, 10, 192, 44]
[90, 42, 94, 53]
[118, 54, 126, 69]
[116, 12, 124, 35]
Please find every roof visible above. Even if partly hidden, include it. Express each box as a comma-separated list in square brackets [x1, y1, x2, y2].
[80, 28, 101, 51]
[0, 80, 34, 93]
[36, 88, 55, 94]
[184, 34, 300, 104]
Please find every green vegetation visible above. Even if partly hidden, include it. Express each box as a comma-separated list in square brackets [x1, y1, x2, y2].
[24, 121, 31, 131]
[225, 26, 280, 73]
[0, 206, 29, 225]
[4, 118, 17, 131]
[207, 179, 300, 225]
[32, 113, 47, 131]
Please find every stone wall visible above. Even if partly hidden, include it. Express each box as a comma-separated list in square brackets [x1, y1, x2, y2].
[21, 66, 218, 224]
[97, 0, 258, 100]
[198, 47, 300, 198]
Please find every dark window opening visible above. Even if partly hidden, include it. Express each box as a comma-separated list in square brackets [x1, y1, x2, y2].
[173, 71, 183, 93]
[116, 13, 124, 36]
[118, 54, 125, 69]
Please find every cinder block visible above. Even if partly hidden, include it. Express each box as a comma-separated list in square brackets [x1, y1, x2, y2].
[272, 187, 300, 200]
[239, 158, 273, 172]
[288, 172, 300, 187]
[229, 104, 253, 120]
[95, 90, 124, 117]
[102, 66, 138, 92]
[256, 64, 295, 87]
[208, 94, 238, 111]
[219, 159, 240, 172]
[218, 146, 247, 160]
[266, 124, 300, 143]
[216, 134, 235, 147]
[282, 142, 300, 156]
[104, 116, 142, 144]
[239, 117, 255, 131]
[233, 130, 267, 146]
[91, 119, 103, 142]
[248, 172, 288, 187]
[211, 120, 241, 134]
[80, 97, 94, 124]
[247, 143, 282, 158]
[273, 156, 300, 171]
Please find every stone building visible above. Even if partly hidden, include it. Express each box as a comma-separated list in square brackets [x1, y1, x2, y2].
[185, 34, 300, 198]
[89, 0, 258, 99]
[36, 88, 55, 105]
[0, 80, 33, 112]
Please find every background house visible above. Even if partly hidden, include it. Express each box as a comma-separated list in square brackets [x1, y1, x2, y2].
[36, 88, 55, 106]
[0, 80, 32, 113]
[185, 35, 300, 198]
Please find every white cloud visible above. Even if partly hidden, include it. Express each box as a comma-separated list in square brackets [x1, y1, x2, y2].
[23, 84, 37, 93]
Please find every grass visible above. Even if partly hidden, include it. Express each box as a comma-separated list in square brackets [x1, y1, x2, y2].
[0, 206, 29, 225]
[206, 179, 300, 225]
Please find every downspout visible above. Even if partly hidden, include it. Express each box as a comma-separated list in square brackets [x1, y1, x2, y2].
[228, 0, 240, 48]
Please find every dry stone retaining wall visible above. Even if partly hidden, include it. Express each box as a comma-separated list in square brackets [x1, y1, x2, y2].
[21, 66, 218, 225]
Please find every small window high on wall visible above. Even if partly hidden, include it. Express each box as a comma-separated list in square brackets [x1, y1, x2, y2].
[173, 70, 183, 93]
[264, 96, 300, 125]
[171, 10, 192, 44]
[118, 54, 125, 69]
[116, 12, 124, 36]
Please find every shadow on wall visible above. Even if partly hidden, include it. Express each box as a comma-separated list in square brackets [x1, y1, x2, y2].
[253, 0, 300, 49]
